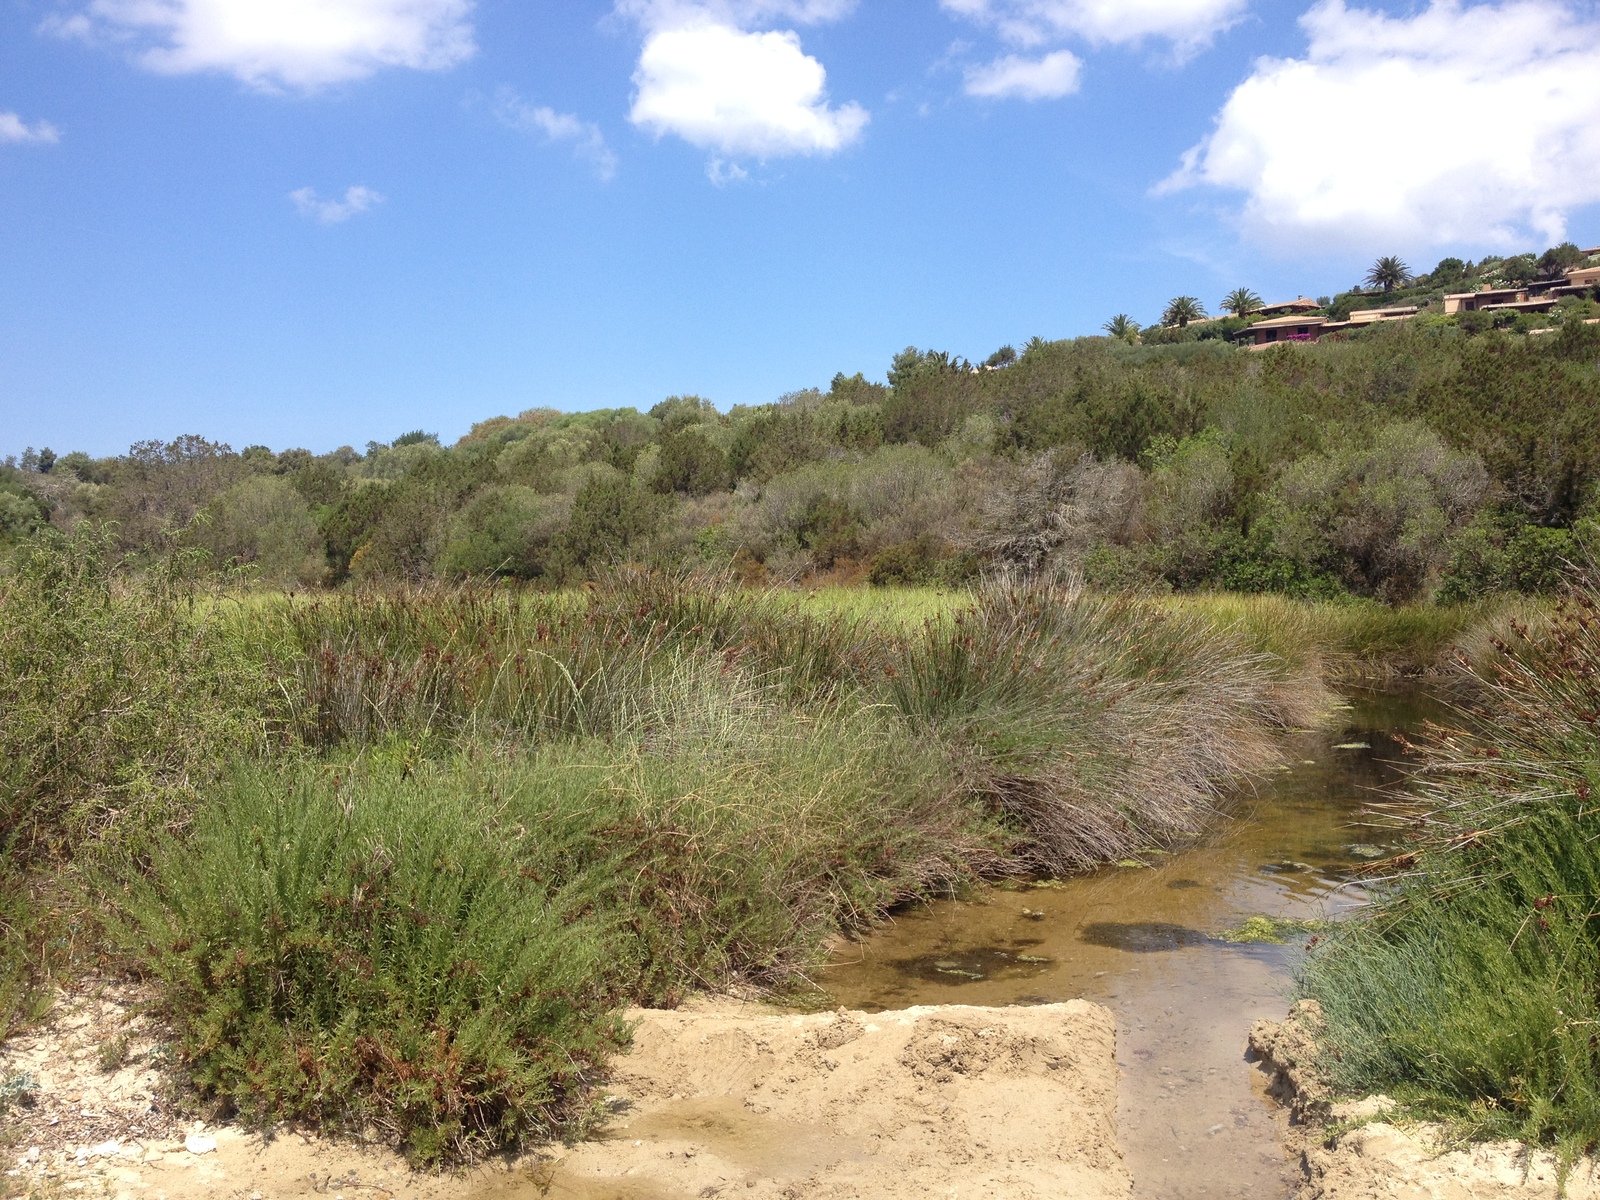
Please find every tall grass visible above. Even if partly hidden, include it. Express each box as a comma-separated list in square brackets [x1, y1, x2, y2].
[882, 578, 1325, 871]
[1167, 592, 1521, 680]
[2, 540, 1337, 1162]
[1302, 585, 1600, 1157]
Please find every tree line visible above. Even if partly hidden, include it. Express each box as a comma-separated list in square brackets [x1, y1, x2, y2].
[5, 315, 1600, 603]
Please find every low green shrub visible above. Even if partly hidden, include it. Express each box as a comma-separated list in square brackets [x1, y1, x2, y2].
[105, 763, 627, 1163]
[1302, 586, 1600, 1156]
[0, 525, 271, 861]
[1439, 517, 1584, 602]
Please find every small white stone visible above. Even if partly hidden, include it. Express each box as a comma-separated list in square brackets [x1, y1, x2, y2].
[184, 1135, 217, 1155]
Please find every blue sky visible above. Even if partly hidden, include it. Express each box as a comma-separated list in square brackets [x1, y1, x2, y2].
[3, 0, 1598, 456]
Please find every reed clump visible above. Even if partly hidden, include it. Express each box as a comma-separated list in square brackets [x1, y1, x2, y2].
[1301, 581, 1600, 1158]
[882, 578, 1325, 872]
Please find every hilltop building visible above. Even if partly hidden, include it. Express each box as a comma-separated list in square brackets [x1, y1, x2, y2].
[1443, 253, 1600, 317]
[1246, 305, 1419, 349]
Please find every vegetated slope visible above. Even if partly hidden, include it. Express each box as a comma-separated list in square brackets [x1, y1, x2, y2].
[1301, 580, 1600, 1159]
[0, 531, 1326, 1162]
[6, 319, 1599, 605]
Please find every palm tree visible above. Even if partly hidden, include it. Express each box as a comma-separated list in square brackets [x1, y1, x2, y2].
[1364, 256, 1411, 293]
[1222, 287, 1263, 316]
[1161, 296, 1206, 328]
[1102, 314, 1140, 341]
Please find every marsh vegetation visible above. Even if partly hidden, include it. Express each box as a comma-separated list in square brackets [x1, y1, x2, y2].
[4, 311, 1600, 1172]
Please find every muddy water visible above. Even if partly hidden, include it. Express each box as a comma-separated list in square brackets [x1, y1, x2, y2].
[818, 686, 1448, 1199]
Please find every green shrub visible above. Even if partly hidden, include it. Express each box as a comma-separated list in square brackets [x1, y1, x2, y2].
[106, 763, 627, 1163]
[435, 485, 567, 580]
[651, 429, 730, 497]
[1302, 585, 1600, 1154]
[1439, 519, 1580, 602]
[198, 475, 324, 587]
[0, 526, 270, 861]
[868, 536, 938, 586]
[557, 469, 660, 570]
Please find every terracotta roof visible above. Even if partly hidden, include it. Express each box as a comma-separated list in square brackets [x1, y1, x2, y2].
[1250, 314, 1329, 329]
[1348, 306, 1419, 323]
[1257, 297, 1321, 314]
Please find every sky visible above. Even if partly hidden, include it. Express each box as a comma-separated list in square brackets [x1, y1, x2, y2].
[3, 0, 1599, 457]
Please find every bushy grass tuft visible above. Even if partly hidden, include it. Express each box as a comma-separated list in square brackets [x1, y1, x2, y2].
[881, 578, 1324, 872]
[1302, 585, 1600, 1156]
[105, 763, 627, 1163]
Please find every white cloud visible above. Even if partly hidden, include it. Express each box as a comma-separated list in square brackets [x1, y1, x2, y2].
[0, 112, 61, 144]
[629, 21, 867, 157]
[494, 89, 618, 181]
[58, 0, 474, 90]
[964, 49, 1082, 98]
[943, 0, 1247, 54]
[289, 185, 383, 224]
[1161, 0, 1600, 248]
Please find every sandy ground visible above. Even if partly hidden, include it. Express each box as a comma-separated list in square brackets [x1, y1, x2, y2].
[3, 988, 1129, 1200]
[1250, 1002, 1600, 1200]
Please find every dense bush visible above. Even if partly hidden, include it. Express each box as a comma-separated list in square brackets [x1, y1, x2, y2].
[0, 526, 269, 862]
[108, 763, 627, 1162]
[9, 309, 1599, 602]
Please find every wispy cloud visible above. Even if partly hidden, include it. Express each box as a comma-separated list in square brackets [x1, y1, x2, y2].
[50, 0, 475, 91]
[944, 0, 1247, 56]
[1161, 0, 1600, 249]
[617, 1, 855, 27]
[964, 49, 1082, 98]
[706, 158, 750, 185]
[289, 185, 383, 224]
[494, 88, 618, 181]
[0, 112, 61, 144]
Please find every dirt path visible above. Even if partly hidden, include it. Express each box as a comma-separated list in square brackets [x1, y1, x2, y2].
[4, 992, 1129, 1200]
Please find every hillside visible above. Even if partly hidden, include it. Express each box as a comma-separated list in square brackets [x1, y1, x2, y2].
[5, 314, 1600, 604]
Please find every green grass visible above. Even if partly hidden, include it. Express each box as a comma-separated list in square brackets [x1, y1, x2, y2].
[3, 541, 1342, 1163]
[1301, 587, 1600, 1159]
[1165, 592, 1530, 680]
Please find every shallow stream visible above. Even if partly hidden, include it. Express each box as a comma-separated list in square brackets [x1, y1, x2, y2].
[817, 686, 1449, 1198]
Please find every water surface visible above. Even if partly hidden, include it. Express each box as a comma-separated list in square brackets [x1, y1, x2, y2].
[819, 686, 1448, 1199]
